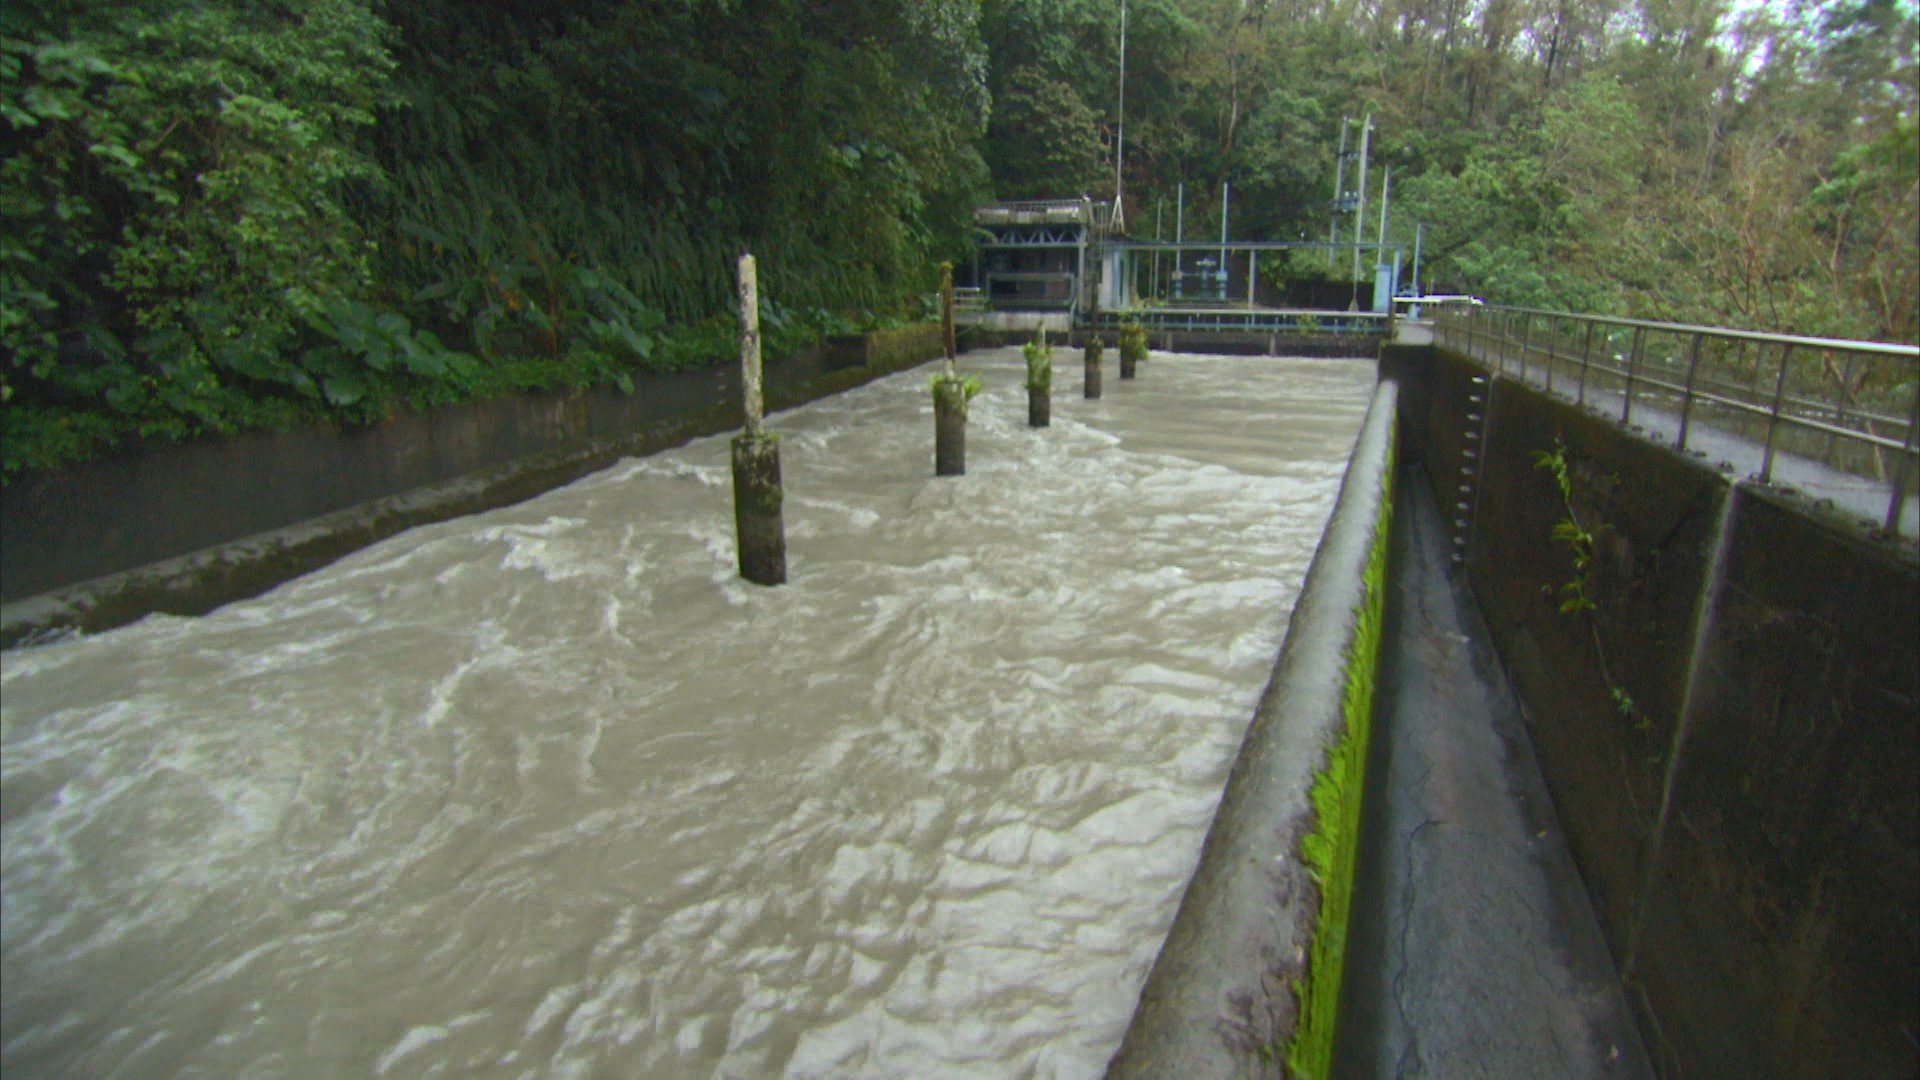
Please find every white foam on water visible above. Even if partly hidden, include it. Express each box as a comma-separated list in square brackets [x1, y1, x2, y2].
[0, 349, 1375, 1077]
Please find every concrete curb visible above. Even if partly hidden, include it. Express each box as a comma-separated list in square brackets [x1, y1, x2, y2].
[1107, 378, 1399, 1078]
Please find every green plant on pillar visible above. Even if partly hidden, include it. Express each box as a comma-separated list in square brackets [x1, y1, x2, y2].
[1022, 330, 1053, 393]
[1118, 319, 1148, 364]
[930, 372, 983, 418]
[1286, 434, 1395, 1079]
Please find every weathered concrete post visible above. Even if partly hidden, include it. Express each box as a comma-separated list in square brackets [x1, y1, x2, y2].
[1119, 321, 1147, 380]
[730, 253, 786, 585]
[1025, 329, 1052, 428]
[1084, 335, 1104, 399]
[942, 261, 958, 361]
[933, 262, 968, 476]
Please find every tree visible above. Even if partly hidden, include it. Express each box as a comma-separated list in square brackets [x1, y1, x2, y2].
[986, 66, 1110, 197]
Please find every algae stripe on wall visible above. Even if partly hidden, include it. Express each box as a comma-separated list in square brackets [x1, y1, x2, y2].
[1286, 429, 1396, 1078]
[1105, 379, 1399, 1080]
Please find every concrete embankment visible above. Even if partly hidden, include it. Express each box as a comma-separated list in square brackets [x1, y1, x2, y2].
[1107, 378, 1398, 1077]
[0, 326, 944, 646]
[1383, 341, 1919, 1077]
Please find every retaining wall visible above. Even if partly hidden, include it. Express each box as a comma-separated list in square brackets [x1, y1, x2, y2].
[1384, 341, 1919, 1077]
[0, 325, 945, 645]
[1107, 379, 1398, 1077]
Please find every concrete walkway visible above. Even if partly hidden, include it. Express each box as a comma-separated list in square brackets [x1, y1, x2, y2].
[1333, 464, 1654, 1079]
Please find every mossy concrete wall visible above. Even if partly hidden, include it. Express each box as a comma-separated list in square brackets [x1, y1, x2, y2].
[1384, 341, 1919, 1077]
[1107, 380, 1398, 1078]
[826, 323, 945, 371]
[0, 327, 944, 645]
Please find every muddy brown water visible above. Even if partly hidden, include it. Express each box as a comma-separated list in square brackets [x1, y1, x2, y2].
[1, 348, 1375, 1077]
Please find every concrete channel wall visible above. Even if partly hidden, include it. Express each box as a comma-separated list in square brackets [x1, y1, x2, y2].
[0, 326, 945, 646]
[1107, 379, 1399, 1078]
[1383, 342, 1919, 1077]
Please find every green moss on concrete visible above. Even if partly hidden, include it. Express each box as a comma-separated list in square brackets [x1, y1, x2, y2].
[1287, 434, 1396, 1079]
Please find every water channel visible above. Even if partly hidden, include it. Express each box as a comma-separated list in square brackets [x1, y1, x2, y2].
[2, 348, 1376, 1077]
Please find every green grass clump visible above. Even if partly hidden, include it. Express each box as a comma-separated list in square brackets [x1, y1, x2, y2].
[1286, 436, 1395, 1078]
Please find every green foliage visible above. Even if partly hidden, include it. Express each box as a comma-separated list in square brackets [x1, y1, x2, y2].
[1118, 320, 1149, 364]
[1, 0, 397, 471]
[1022, 328, 1053, 393]
[1289, 434, 1394, 1079]
[9, 0, 1914, 480]
[985, 66, 1109, 198]
[0, 0, 991, 480]
[930, 371, 984, 418]
[1533, 441, 1598, 615]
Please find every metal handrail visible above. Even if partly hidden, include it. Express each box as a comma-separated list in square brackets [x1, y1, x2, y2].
[1431, 304, 1920, 538]
[1479, 303, 1920, 359]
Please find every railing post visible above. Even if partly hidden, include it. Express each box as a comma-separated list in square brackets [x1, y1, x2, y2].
[1536, 313, 1551, 393]
[1677, 332, 1705, 451]
[1578, 321, 1595, 406]
[1828, 351, 1858, 467]
[1519, 313, 1534, 385]
[1886, 373, 1919, 535]
[1622, 326, 1644, 424]
[1759, 343, 1795, 483]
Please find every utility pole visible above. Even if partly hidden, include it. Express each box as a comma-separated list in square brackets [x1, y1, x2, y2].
[1220, 180, 1230, 300]
[1412, 222, 1424, 302]
[1154, 198, 1163, 302]
[1348, 113, 1372, 310]
[1115, 0, 1127, 233]
[1329, 117, 1350, 267]
[1375, 166, 1393, 312]
[1176, 181, 1185, 299]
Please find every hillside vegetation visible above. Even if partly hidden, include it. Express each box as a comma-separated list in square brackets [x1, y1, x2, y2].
[3, 0, 1913, 476]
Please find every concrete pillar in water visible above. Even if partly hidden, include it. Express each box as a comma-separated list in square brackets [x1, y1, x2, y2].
[1025, 331, 1052, 428]
[934, 376, 969, 475]
[1119, 323, 1145, 380]
[730, 253, 786, 585]
[1085, 336, 1104, 399]
[932, 262, 969, 476]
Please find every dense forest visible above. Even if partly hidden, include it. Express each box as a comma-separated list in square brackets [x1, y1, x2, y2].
[2, 0, 1914, 476]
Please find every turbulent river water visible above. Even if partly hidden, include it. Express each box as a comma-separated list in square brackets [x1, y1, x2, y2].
[1, 348, 1375, 1078]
